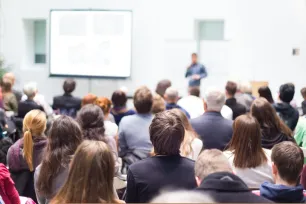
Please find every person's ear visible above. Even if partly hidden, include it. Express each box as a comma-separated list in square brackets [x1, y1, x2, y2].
[203, 100, 208, 111]
[195, 176, 202, 187]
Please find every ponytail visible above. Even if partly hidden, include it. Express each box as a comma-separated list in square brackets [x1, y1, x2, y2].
[23, 129, 34, 171]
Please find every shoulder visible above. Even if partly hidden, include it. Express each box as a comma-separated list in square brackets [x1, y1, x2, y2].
[129, 157, 154, 173]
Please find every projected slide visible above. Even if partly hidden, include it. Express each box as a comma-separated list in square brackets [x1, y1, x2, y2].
[49, 10, 132, 77]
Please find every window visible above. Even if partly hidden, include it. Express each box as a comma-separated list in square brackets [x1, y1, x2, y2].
[34, 20, 46, 63]
[197, 20, 224, 41]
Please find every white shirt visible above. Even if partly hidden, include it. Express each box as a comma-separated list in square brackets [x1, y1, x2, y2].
[177, 95, 204, 119]
[223, 149, 273, 189]
[187, 138, 203, 160]
[221, 105, 233, 120]
[104, 121, 118, 137]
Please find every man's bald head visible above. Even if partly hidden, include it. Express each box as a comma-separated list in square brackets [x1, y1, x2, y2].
[3, 73, 15, 85]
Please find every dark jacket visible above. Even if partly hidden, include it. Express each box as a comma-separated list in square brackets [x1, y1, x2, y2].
[273, 102, 299, 131]
[125, 155, 197, 203]
[191, 112, 233, 151]
[196, 172, 272, 203]
[260, 182, 305, 203]
[225, 98, 247, 119]
[165, 103, 190, 119]
[261, 129, 295, 149]
[53, 94, 81, 118]
[13, 89, 22, 103]
[111, 109, 136, 125]
[18, 99, 44, 118]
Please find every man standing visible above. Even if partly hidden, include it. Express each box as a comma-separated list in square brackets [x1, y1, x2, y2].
[185, 53, 207, 88]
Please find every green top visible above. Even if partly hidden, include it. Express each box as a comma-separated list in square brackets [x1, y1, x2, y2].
[294, 117, 306, 147]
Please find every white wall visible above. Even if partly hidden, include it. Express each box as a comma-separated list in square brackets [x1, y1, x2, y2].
[1, 0, 306, 104]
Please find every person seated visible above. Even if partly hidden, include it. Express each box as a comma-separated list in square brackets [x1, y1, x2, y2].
[21, 82, 53, 118]
[0, 163, 20, 204]
[194, 149, 271, 203]
[273, 83, 299, 131]
[251, 98, 294, 149]
[18, 82, 44, 118]
[53, 79, 81, 118]
[151, 190, 213, 203]
[223, 115, 273, 188]
[3, 73, 22, 102]
[258, 86, 274, 104]
[1, 78, 18, 113]
[81, 93, 97, 107]
[225, 81, 246, 119]
[235, 81, 254, 111]
[294, 117, 306, 147]
[170, 109, 202, 160]
[77, 104, 119, 174]
[301, 87, 306, 115]
[34, 116, 83, 204]
[111, 90, 136, 125]
[260, 141, 305, 203]
[118, 86, 153, 158]
[125, 110, 197, 203]
[155, 79, 172, 98]
[191, 89, 233, 151]
[164, 87, 190, 118]
[151, 94, 165, 114]
[50, 140, 123, 204]
[95, 97, 118, 138]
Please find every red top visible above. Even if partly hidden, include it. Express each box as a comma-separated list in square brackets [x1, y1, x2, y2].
[0, 163, 20, 204]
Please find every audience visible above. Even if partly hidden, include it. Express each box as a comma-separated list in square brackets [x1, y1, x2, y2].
[155, 79, 172, 98]
[251, 98, 294, 149]
[260, 142, 305, 203]
[81, 93, 97, 107]
[225, 81, 246, 119]
[224, 115, 273, 188]
[34, 116, 83, 204]
[151, 94, 165, 114]
[118, 86, 153, 159]
[18, 82, 44, 118]
[76, 104, 119, 174]
[0, 163, 20, 204]
[258, 86, 274, 104]
[294, 116, 306, 147]
[164, 87, 190, 118]
[125, 110, 197, 203]
[235, 81, 254, 111]
[194, 149, 271, 203]
[50, 140, 122, 204]
[151, 190, 213, 203]
[2, 78, 18, 113]
[170, 109, 203, 160]
[53, 79, 81, 118]
[95, 97, 118, 138]
[0, 134, 13, 165]
[191, 88, 233, 150]
[3, 72, 22, 102]
[273, 83, 299, 131]
[301, 87, 306, 115]
[111, 90, 136, 125]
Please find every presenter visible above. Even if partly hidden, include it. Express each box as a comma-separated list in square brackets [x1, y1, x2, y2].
[185, 53, 207, 88]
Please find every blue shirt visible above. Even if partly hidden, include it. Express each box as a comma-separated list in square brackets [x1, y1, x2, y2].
[185, 63, 207, 87]
[166, 103, 191, 119]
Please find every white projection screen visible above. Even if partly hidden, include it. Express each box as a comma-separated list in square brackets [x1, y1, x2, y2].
[49, 10, 132, 78]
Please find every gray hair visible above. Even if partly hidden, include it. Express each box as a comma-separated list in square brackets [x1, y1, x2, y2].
[204, 88, 225, 112]
[151, 190, 214, 203]
[195, 149, 232, 181]
[165, 87, 179, 101]
[23, 81, 38, 98]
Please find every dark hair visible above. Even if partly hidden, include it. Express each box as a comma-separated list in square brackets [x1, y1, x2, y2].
[63, 79, 76, 94]
[272, 141, 303, 184]
[279, 83, 295, 103]
[81, 94, 97, 107]
[150, 110, 184, 155]
[189, 87, 200, 97]
[227, 115, 267, 168]
[111, 90, 128, 107]
[36, 116, 83, 197]
[51, 140, 117, 203]
[134, 86, 153, 114]
[225, 81, 237, 96]
[301, 87, 306, 99]
[191, 53, 198, 57]
[1, 78, 12, 92]
[155, 80, 172, 97]
[95, 97, 112, 115]
[251, 98, 292, 138]
[76, 104, 105, 141]
[258, 86, 274, 103]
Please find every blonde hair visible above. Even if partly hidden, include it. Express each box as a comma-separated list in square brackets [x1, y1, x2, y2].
[23, 110, 47, 171]
[151, 94, 166, 114]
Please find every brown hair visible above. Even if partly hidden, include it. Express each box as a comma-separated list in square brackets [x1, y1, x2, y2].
[63, 79, 76, 94]
[81, 93, 97, 107]
[225, 81, 237, 96]
[50, 140, 118, 203]
[149, 110, 184, 155]
[134, 86, 153, 114]
[36, 116, 83, 197]
[111, 90, 127, 107]
[272, 141, 304, 184]
[1, 78, 13, 93]
[151, 94, 165, 114]
[227, 115, 267, 168]
[301, 87, 306, 99]
[23, 110, 47, 171]
[95, 97, 112, 115]
[170, 109, 198, 157]
[189, 87, 200, 97]
[251, 98, 292, 137]
[258, 86, 274, 103]
[155, 79, 172, 97]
